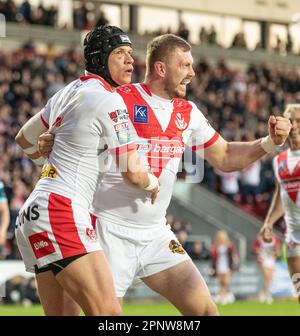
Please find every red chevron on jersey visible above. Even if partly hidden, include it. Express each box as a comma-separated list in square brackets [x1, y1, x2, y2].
[277, 150, 300, 203]
[117, 84, 192, 177]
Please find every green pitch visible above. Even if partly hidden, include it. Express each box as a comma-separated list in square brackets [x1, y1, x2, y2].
[0, 300, 299, 316]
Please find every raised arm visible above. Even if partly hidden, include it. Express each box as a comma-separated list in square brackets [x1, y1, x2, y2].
[204, 116, 291, 172]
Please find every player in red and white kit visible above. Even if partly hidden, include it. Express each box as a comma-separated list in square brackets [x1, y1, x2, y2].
[261, 104, 300, 302]
[38, 33, 291, 315]
[15, 26, 159, 316]
[90, 34, 291, 315]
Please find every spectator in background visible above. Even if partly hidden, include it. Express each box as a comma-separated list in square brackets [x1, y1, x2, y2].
[207, 25, 217, 45]
[231, 31, 247, 49]
[171, 219, 182, 234]
[96, 10, 109, 27]
[252, 234, 281, 304]
[177, 21, 189, 42]
[199, 27, 209, 44]
[166, 213, 174, 226]
[176, 229, 189, 250]
[183, 221, 193, 235]
[216, 169, 240, 202]
[19, 0, 31, 23]
[0, 180, 9, 259]
[210, 230, 239, 304]
[189, 241, 210, 261]
[240, 160, 262, 205]
[286, 33, 293, 54]
[73, 1, 88, 30]
[1, 0, 17, 22]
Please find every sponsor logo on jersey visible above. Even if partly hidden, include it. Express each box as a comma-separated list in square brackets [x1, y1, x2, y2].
[148, 139, 185, 158]
[28, 231, 56, 259]
[134, 105, 148, 123]
[86, 228, 97, 242]
[109, 109, 128, 123]
[18, 204, 40, 227]
[136, 140, 152, 153]
[41, 166, 58, 179]
[168, 240, 186, 255]
[114, 122, 129, 132]
[174, 113, 187, 130]
[114, 122, 130, 145]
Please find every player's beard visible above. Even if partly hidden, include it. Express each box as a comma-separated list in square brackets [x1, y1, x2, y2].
[164, 77, 187, 99]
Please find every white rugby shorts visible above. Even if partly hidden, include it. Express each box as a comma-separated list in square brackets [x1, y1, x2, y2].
[95, 217, 190, 297]
[15, 190, 101, 273]
[285, 229, 300, 258]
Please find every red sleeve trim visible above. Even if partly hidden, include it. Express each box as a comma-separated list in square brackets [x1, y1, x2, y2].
[80, 75, 113, 92]
[40, 115, 49, 129]
[192, 131, 219, 151]
[108, 142, 137, 156]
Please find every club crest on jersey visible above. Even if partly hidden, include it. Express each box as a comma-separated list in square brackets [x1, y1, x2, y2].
[175, 113, 187, 130]
[134, 105, 148, 123]
[168, 240, 186, 255]
[109, 111, 118, 123]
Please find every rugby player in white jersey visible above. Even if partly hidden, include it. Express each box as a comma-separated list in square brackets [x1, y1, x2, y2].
[14, 26, 159, 316]
[39, 33, 291, 315]
[261, 104, 300, 302]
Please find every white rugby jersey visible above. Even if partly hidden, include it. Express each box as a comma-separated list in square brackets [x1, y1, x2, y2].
[34, 75, 134, 208]
[91, 83, 219, 229]
[273, 148, 300, 232]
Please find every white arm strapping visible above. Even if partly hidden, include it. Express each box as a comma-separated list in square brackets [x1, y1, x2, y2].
[21, 112, 48, 145]
[143, 173, 160, 191]
[261, 135, 284, 153]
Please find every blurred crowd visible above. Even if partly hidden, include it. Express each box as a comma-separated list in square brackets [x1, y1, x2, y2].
[1, 0, 299, 54]
[0, 36, 299, 258]
[0, 0, 57, 27]
[166, 214, 211, 261]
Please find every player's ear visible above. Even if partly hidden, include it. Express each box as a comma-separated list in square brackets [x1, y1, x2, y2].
[154, 61, 166, 78]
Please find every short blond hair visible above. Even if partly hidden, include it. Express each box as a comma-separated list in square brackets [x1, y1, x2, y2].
[145, 34, 191, 76]
[283, 104, 300, 119]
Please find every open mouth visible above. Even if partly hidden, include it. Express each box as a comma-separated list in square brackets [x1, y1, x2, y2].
[180, 79, 190, 85]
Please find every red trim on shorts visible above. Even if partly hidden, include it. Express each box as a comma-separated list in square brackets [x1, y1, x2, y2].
[40, 115, 49, 129]
[192, 132, 220, 151]
[48, 193, 87, 258]
[80, 75, 113, 92]
[108, 142, 137, 156]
